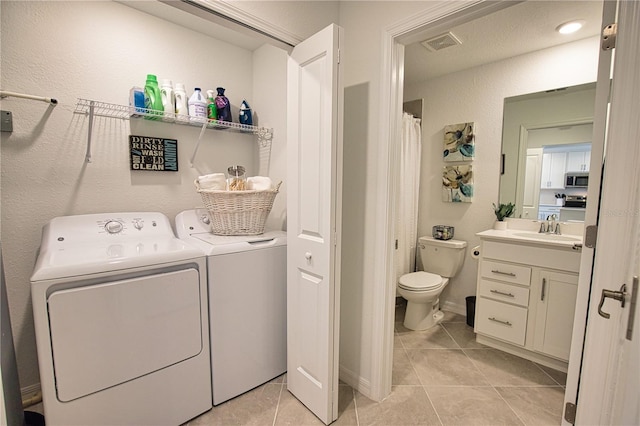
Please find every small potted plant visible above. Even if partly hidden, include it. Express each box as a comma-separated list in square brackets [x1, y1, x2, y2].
[492, 202, 515, 230]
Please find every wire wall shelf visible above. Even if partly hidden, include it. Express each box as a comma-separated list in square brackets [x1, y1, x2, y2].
[74, 98, 273, 165]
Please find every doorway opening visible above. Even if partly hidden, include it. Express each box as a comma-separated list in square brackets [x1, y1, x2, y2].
[375, 1, 606, 419]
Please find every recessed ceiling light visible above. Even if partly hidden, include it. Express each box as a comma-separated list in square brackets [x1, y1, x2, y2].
[556, 20, 586, 35]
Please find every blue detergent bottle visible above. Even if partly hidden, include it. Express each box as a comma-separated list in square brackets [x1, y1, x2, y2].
[239, 100, 253, 125]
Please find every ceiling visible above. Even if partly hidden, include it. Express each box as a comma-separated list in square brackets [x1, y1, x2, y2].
[404, 1, 604, 85]
[118, 0, 266, 50]
[122, 1, 604, 86]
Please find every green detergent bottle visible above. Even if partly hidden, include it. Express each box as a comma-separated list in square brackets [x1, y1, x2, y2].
[144, 74, 163, 120]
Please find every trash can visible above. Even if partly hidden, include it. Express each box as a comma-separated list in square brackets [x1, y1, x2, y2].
[465, 296, 476, 327]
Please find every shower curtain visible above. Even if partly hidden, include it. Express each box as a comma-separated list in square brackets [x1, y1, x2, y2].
[395, 112, 422, 281]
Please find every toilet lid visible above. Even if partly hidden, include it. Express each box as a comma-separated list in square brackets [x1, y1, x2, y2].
[398, 271, 443, 290]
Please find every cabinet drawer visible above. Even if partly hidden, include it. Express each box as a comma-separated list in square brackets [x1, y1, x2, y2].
[476, 298, 528, 346]
[478, 279, 530, 307]
[481, 260, 531, 286]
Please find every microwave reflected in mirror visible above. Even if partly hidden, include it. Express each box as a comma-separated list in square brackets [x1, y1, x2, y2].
[566, 172, 589, 187]
[499, 82, 596, 222]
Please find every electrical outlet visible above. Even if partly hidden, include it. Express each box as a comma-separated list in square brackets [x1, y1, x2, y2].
[1, 110, 13, 132]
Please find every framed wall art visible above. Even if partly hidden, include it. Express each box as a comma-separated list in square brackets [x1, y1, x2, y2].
[442, 165, 474, 203]
[443, 122, 475, 162]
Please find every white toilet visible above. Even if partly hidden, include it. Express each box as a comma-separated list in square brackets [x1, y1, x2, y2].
[398, 236, 467, 330]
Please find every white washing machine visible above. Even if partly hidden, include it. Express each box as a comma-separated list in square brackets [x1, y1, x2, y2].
[30, 212, 212, 425]
[175, 209, 287, 405]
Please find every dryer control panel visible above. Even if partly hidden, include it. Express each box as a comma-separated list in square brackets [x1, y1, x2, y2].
[31, 212, 202, 282]
[43, 212, 175, 244]
[98, 217, 156, 235]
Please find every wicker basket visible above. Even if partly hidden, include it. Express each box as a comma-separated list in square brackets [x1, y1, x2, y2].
[195, 180, 281, 235]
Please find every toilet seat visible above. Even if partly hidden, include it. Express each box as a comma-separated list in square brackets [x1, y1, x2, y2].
[398, 271, 443, 291]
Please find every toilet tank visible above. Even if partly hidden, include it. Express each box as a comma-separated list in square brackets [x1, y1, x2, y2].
[418, 236, 467, 278]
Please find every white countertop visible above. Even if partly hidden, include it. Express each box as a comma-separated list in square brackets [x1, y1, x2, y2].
[477, 219, 584, 249]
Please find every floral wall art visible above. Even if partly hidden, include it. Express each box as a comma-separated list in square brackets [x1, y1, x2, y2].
[443, 122, 475, 162]
[442, 164, 474, 203]
[442, 122, 475, 203]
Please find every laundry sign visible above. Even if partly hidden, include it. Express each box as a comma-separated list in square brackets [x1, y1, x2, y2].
[129, 135, 178, 171]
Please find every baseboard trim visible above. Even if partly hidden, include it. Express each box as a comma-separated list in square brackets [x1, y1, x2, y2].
[441, 300, 466, 317]
[476, 334, 568, 373]
[21, 383, 41, 408]
[339, 365, 372, 399]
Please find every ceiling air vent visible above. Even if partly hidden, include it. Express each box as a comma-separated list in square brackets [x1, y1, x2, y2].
[420, 32, 462, 52]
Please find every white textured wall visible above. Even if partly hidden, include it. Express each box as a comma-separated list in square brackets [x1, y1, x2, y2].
[338, 0, 442, 394]
[252, 44, 289, 232]
[404, 36, 600, 314]
[0, 0, 287, 390]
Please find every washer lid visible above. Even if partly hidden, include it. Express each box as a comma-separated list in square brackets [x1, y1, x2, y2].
[398, 271, 443, 290]
[187, 230, 287, 255]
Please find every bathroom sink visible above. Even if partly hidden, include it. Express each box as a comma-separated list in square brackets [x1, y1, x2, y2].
[512, 232, 581, 242]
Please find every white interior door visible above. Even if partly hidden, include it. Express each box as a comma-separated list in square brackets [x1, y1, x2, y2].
[520, 148, 543, 219]
[573, 1, 640, 423]
[286, 23, 344, 425]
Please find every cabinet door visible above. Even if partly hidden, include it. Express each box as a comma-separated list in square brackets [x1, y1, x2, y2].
[583, 150, 591, 172]
[567, 151, 590, 172]
[533, 270, 578, 361]
[540, 152, 567, 188]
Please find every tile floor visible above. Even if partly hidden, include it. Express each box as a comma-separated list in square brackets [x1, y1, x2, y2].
[28, 304, 567, 425]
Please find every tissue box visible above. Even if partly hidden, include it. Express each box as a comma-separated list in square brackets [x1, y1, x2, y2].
[432, 225, 454, 240]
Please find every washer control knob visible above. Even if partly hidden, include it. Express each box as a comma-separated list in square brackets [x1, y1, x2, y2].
[133, 219, 144, 230]
[105, 220, 123, 234]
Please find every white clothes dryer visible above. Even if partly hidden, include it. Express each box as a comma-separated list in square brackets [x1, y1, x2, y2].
[30, 212, 212, 425]
[175, 209, 287, 405]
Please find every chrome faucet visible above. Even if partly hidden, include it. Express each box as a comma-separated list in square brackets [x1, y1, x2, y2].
[538, 214, 561, 234]
[543, 214, 561, 234]
[539, 221, 547, 233]
[548, 214, 556, 234]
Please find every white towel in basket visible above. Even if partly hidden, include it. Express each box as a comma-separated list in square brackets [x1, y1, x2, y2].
[247, 176, 273, 191]
[198, 173, 227, 190]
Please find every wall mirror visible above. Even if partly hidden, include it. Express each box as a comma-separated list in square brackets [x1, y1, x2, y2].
[499, 82, 596, 222]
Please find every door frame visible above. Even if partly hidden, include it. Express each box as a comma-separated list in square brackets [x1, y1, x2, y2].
[572, 0, 640, 422]
[377, 0, 638, 416]
[373, 0, 522, 400]
[514, 118, 594, 220]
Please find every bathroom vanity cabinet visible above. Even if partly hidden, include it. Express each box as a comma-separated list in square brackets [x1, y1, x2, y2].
[474, 232, 581, 371]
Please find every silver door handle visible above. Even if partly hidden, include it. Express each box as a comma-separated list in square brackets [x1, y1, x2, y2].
[598, 284, 627, 319]
[627, 277, 638, 341]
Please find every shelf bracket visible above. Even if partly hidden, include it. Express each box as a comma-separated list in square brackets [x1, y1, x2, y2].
[85, 101, 95, 163]
[255, 127, 273, 148]
[189, 121, 209, 168]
